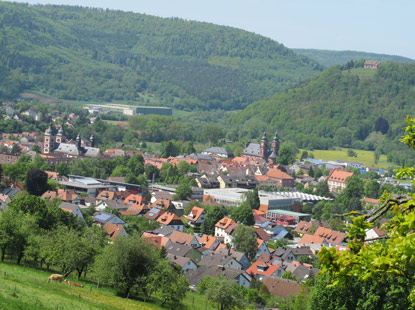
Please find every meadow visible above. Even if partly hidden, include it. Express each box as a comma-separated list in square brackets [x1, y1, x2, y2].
[0, 262, 215, 310]
[301, 148, 394, 170]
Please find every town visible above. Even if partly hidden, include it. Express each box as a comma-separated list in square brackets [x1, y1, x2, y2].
[0, 98, 409, 309]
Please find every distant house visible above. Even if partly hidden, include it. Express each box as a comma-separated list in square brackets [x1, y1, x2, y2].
[217, 174, 258, 189]
[93, 212, 125, 226]
[169, 230, 200, 248]
[215, 217, 236, 238]
[198, 252, 242, 270]
[364, 60, 380, 69]
[328, 170, 353, 193]
[59, 202, 85, 222]
[164, 242, 202, 263]
[266, 168, 295, 188]
[261, 276, 301, 298]
[199, 234, 220, 251]
[103, 223, 127, 241]
[95, 200, 130, 213]
[167, 254, 198, 273]
[157, 212, 184, 232]
[185, 206, 206, 227]
[247, 260, 283, 280]
[256, 239, 270, 258]
[186, 266, 252, 288]
[201, 147, 233, 158]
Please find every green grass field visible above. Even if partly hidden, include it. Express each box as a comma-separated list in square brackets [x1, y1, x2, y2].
[300, 148, 395, 170]
[0, 262, 215, 310]
[343, 67, 377, 79]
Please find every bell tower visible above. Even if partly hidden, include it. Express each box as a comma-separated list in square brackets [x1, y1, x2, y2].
[56, 126, 64, 144]
[271, 131, 280, 155]
[259, 132, 268, 159]
[43, 123, 55, 154]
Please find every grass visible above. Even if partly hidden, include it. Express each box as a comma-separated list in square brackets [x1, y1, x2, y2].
[300, 147, 395, 170]
[0, 262, 215, 310]
[343, 67, 377, 79]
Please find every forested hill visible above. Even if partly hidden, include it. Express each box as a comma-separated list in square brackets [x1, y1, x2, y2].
[293, 48, 415, 67]
[229, 62, 415, 160]
[0, 2, 322, 110]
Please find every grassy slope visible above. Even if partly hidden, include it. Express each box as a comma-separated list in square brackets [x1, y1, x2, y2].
[301, 148, 393, 169]
[0, 262, 214, 310]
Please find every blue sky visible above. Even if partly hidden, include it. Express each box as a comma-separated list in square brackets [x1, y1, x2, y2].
[10, 0, 415, 59]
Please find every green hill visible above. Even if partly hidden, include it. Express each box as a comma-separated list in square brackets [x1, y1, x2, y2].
[0, 2, 322, 110]
[293, 48, 415, 67]
[229, 62, 415, 165]
[0, 262, 214, 310]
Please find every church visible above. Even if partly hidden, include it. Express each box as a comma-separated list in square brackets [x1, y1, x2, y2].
[43, 124, 100, 158]
[241, 131, 279, 164]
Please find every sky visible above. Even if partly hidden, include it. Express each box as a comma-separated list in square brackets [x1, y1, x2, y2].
[9, 0, 415, 59]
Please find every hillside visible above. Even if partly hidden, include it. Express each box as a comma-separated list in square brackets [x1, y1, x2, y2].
[293, 48, 415, 67]
[0, 262, 214, 310]
[0, 2, 322, 110]
[229, 62, 415, 164]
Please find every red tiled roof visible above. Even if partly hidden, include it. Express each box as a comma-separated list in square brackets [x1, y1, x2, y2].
[186, 206, 205, 222]
[328, 170, 354, 183]
[266, 168, 294, 180]
[103, 223, 125, 240]
[247, 260, 281, 277]
[215, 217, 236, 229]
[157, 212, 182, 226]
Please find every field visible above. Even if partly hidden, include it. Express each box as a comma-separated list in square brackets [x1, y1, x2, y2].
[0, 262, 215, 310]
[300, 148, 395, 169]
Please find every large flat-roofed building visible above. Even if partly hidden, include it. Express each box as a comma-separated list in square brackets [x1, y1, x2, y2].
[85, 104, 172, 116]
[203, 188, 299, 212]
[266, 209, 311, 223]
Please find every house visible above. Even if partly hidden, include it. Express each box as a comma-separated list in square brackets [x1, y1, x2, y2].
[294, 221, 314, 236]
[263, 223, 292, 240]
[103, 223, 127, 241]
[120, 203, 150, 216]
[59, 202, 85, 222]
[57, 189, 81, 205]
[215, 217, 236, 238]
[283, 261, 319, 282]
[185, 266, 252, 288]
[124, 194, 146, 206]
[199, 235, 220, 251]
[274, 215, 297, 227]
[167, 254, 198, 273]
[201, 147, 233, 158]
[247, 260, 283, 280]
[328, 170, 353, 193]
[217, 174, 258, 189]
[199, 252, 243, 270]
[254, 228, 270, 242]
[144, 207, 164, 221]
[149, 226, 175, 238]
[216, 248, 251, 270]
[96, 190, 116, 201]
[223, 223, 239, 246]
[298, 227, 345, 247]
[164, 242, 202, 263]
[261, 276, 301, 298]
[169, 230, 200, 248]
[365, 227, 386, 242]
[266, 168, 295, 188]
[364, 60, 380, 69]
[157, 212, 184, 232]
[95, 200, 130, 213]
[93, 212, 125, 226]
[142, 232, 170, 250]
[256, 239, 270, 258]
[185, 206, 206, 227]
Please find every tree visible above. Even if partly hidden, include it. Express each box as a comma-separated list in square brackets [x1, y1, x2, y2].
[334, 127, 352, 148]
[244, 188, 260, 210]
[126, 154, 145, 176]
[312, 116, 415, 309]
[173, 181, 192, 200]
[232, 225, 258, 261]
[231, 203, 254, 226]
[145, 259, 188, 306]
[31, 144, 41, 153]
[374, 117, 389, 134]
[277, 143, 298, 165]
[55, 162, 69, 176]
[10, 143, 20, 155]
[145, 164, 160, 182]
[205, 276, 246, 310]
[201, 205, 227, 235]
[93, 235, 158, 297]
[25, 168, 48, 196]
[364, 180, 380, 199]
[347, 149, 357, 157]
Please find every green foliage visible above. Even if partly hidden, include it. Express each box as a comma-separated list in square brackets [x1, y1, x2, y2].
[0, 2, 321, 110]
[25, 168, 48, 196]
[204, 276, 246, 310]
[232, 225, 258, 261]
[230, 203, 254, 226]
[293, 48, 415, 67]
[93, 234, 158, 297]
[244, 188, 260, 210]
[201, 205, 227, 236]
[231, 63, 415, 160]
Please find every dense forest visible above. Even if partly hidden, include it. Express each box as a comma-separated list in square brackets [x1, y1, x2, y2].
[230, 61, 415, 165]
[293, 48, 415, 67]
[0, 2, 322, 110]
